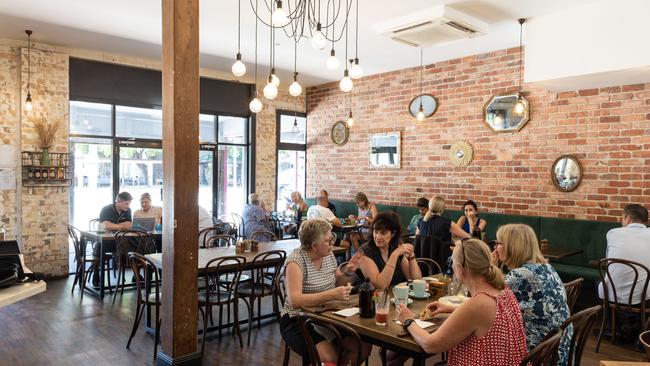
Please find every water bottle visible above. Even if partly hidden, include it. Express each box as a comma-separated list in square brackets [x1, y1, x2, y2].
[155, 222, 162, 231]
[358, 278, 375, 318]
[445, 256, 454, 277]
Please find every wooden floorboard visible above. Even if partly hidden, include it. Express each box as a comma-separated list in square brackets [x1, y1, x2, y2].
[0, 277, 647, 365]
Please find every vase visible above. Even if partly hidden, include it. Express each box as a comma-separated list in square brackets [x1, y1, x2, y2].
[41, 148, 51, 166]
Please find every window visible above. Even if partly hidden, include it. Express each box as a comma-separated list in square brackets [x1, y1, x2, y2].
[116, 105, 162, 139]
[69, 101, 112, 136]
[276, 111, 307, 211]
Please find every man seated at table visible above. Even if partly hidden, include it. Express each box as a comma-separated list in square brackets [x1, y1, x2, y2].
[307, 193, 342, 229]
[598, 203, 650, 343]
[320, 189, 337, 217]
[93, 191, 133, 287]
[133, 192, 162, 223]
[407, 197, 429, 236]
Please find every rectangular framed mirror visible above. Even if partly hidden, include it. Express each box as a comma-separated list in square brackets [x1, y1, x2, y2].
[369, 132, 401, 169]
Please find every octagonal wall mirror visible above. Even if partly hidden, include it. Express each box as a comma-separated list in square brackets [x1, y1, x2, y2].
[551, 155, 583, 192]
[483, 94, 530, 133]
[408, 94, 438, 118]
[369, 132, 400, 169]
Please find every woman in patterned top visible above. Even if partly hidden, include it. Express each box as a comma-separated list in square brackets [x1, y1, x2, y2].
[397, 239, 528, 366]
[280, 219, 370, 365]
[493, 224, 572, 366]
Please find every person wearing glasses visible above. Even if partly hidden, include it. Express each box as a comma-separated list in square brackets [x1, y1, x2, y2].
[397, 239, 528, 366]
[492, 224, 571, 366]
[280, 219, 369, 365]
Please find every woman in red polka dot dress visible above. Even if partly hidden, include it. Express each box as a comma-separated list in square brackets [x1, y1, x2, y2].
[397, 239, 528, 366]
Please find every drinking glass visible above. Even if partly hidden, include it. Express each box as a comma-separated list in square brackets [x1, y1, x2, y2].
[374, 291, 389, 326]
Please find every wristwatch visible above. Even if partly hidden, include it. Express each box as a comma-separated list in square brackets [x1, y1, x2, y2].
[402, 318, 415, 331]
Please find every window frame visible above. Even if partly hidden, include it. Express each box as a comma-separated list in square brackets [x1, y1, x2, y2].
[275, 110, 307, 211]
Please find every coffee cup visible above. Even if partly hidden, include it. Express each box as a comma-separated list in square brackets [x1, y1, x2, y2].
[392, 284, 409, 305]
[409, 279, 427, 297]
[97, 222, 105, 232]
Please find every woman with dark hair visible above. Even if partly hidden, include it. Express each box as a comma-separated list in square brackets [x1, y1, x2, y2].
[358, 211, 422, 289]
[456, 200, 487, 237]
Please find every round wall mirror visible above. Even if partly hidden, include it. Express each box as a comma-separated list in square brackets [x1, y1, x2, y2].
[331, 121, 349, 146]
[408, 94, 437, 118]
[551, 155, 583, 192]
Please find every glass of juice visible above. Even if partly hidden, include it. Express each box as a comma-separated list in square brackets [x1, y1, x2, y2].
[374, 291, 389, 326]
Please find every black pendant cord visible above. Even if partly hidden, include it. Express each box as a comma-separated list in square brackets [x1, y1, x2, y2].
[518, 18, 525, 94]
[237, 0, 242, 53]
[254, 0, 259, 95]
[354, 0, 359, 59]
[27, 30, 32, 95]
[344, 0, 348, 71]
[269, 7, 273, 79]
[419, 47, 423, 108]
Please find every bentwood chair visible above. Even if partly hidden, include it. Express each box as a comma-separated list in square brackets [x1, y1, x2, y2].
[416, 258, 442, 277]
[595, 258, 650, 352]
[68, 225, 112, 297]
[520, 328, 563, 366]
[112, 229, 155, 304]
[560, 305, 601, 366]
[250, 230, 278, 242]
[272, 267, 293, 366]
[199, 225, 237, 248]
[198, 255, 248, 354]
[563, 277, 584, 314]
[299, 313, 365, 366]
[639, 330, 650, 361]
[126, 253, 162, 360]
[205, 234, 237, 248]
[236, 250, 286, 346]
[231, 213, 245, 239]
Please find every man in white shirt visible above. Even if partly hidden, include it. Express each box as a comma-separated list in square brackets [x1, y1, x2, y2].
[598, 204, 650, 304]
[307, 193, 342, 228]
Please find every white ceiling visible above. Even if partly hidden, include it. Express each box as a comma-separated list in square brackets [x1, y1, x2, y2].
[0, 0, 597, 87]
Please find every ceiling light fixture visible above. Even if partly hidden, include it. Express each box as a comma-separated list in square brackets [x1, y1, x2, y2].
[515, 18, 527, 115]
[232, 0, 247, 77]
[289, 42, 302, 96]
[326, 4, 339, 71]
[249, 0, 263, 113]
[24, 30, 33, 112]
[349, 0, 363, 79]
[272, 0, 289, 27]
[416, 47, 425, 122]
[339, 1, 353, 93]
[264, 12, 279, 100]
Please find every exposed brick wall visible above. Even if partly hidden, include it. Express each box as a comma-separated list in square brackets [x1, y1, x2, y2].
[254, 88, 305, 210]
[306, 47, 650, 222]
[0, 46, 19, 240]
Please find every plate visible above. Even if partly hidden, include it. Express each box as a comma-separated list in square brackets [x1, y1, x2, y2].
[409, 291, 429, 299]
[438, 295, 468, 306]
[390, 297, 413, 305]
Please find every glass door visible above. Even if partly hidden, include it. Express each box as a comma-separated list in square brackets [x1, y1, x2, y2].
[276, 150, 306, 211]
[216, 145, 247, 220]
[117, 141, 163, 207]
[199, 146, 215, 216]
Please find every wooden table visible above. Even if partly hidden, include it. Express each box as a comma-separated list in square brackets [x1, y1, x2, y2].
[600, 362, 650, 366]
[80, 229, 162, 300]
[303, 294, 444, 366]
[543, 248, 583, 261]
[145, 239, 347, 334]
[0, 281, 46, 308]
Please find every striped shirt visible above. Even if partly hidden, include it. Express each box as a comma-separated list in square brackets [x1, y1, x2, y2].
[281, 248, 337, 317]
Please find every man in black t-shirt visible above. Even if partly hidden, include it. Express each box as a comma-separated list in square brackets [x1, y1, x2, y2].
[93, 192, 133, 286]
[99, 191, 133, 230]
[319, 189, 337, 217]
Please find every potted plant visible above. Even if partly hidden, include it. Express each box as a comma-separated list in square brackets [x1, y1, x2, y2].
[34, 118, 60, 165]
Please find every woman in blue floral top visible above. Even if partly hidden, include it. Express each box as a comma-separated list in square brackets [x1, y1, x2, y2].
[492, 224, 572, 366]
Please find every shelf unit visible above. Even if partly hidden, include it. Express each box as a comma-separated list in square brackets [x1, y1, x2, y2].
[21, 151, 72, 188]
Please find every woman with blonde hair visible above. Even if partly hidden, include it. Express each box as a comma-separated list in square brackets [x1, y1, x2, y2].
[493, 224, 572, 365]
[341, 192, 378, 252]
[397, 239, 528, 366]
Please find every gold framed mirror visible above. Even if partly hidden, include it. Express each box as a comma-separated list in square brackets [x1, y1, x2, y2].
[331, 121, 349, 146]
[551, 155, 583, 192]
[483, 94, 530, 133]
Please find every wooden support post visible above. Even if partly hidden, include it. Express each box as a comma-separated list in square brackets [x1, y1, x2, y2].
[159, 0, 200, 365]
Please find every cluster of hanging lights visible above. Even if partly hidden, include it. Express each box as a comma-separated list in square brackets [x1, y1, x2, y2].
[227, 0, 363, 113]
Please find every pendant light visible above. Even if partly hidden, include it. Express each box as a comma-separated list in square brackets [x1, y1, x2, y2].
[339, 0, 353, 93]
[24, 30, 33, 112]
[416, 48, 425, 122]
[289, 42, 302, 97]
[349, 0, 363, 79]
[231, 0, 247, 77]
[326, 2, 339, 70]
[311, 23, 327, 50]
[264, 13, 279, 100]
[346, 94, 354, 127]
[514, 18, 526, 115]
[272, 0, 289, 27]
[249, 0, 263, 113]
[292, 109, 300, 133]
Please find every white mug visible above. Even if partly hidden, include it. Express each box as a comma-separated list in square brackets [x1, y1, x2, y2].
[410, 279, 427, 297]
[97, 222, 105, 232]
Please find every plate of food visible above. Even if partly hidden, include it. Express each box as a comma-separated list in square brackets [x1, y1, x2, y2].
[438, 295, 468, 306]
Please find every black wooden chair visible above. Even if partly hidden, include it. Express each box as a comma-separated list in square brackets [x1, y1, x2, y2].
[415, 258, 442, 276]
[112, 229, 155, 304]
[125, 253, 161, 360]
[272, 267, 293, 366]
[198, 255, 248, 354]
[250, 230, 278, 242]
[205, 234, 237, 248]
[564, 277, 584, 314]
[68, 225, 112, 297]
[639, 329, 650, 361]
[520, 328, 563, 366]
[561, 305, 601, 366]
[231, 213, 245, 239]
[596, 258, 650, 352]
[299, 313, 365, 366]
[236, 250, 286, 346]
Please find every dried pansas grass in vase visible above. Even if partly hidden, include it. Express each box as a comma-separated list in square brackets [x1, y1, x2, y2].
[33, 118, 60, 149]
